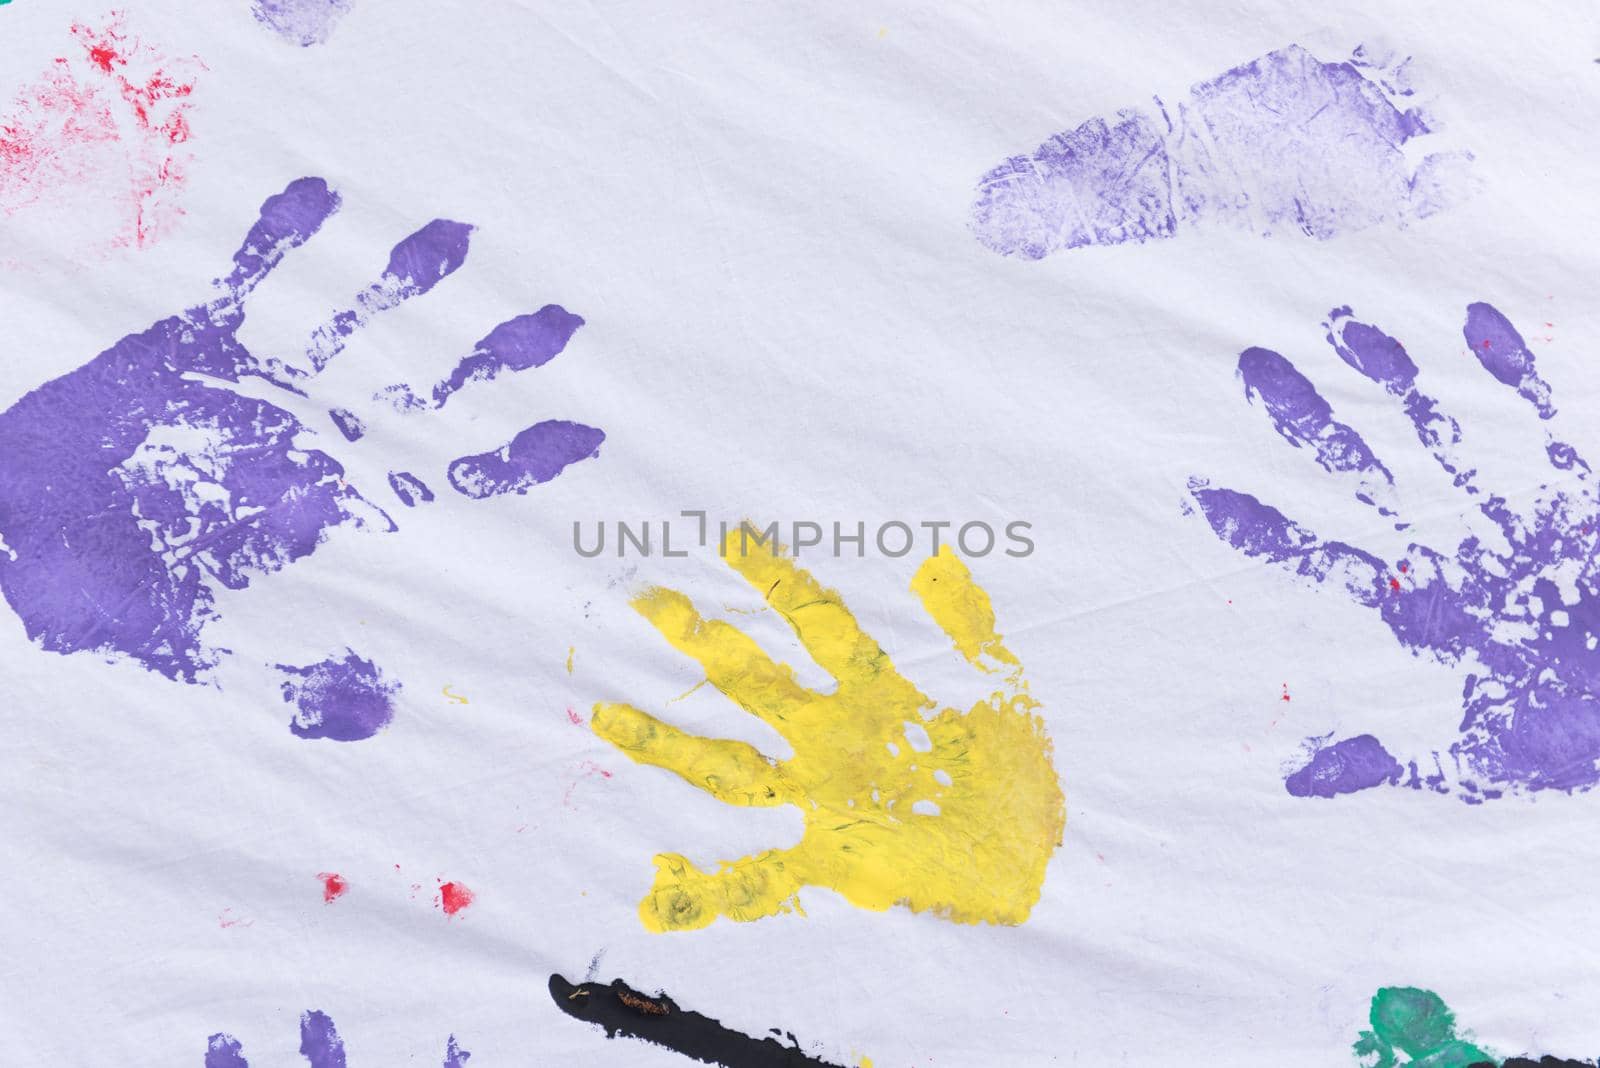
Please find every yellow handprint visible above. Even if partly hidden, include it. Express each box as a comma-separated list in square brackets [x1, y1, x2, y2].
[592, 530, 1065, 932]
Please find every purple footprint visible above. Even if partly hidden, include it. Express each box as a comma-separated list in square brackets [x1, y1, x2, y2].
[1189, 303, 1599, 802]
[0, 177, 605, 740]
[971, 44, 1472, 259]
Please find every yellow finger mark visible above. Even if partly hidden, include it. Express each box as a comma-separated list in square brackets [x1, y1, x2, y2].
[911, 546, 1021, 673]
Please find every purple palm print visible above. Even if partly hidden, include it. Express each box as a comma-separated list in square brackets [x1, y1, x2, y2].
[1189, 303, 1599, 802]
[0, 178, 604, 737]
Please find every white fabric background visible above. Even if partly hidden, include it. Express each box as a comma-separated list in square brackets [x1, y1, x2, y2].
[3, 1, 1598, 1063]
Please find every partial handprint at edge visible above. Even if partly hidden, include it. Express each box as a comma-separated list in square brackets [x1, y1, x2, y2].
[1189, 301, 1600, 802]
[206, 1010, 470, 1067]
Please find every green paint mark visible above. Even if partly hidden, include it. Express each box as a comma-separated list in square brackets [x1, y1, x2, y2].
[1354, 988, 1494, 1067]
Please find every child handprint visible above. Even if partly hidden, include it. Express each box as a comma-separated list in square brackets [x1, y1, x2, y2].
[1190, 302, 1600, 801]
[592, 531, 1065, 931]
[0, 178, 603, 736]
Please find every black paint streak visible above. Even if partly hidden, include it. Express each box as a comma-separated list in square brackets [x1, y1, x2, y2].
[548, 974, 846, 1067]
[1472, 1059, 1594, 1067]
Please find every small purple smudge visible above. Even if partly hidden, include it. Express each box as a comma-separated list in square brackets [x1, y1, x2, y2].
[1285, 734, 1403, 798]
[388, 470, 435, 508]
[972, 44, 1470, 258]
[329, 407, 365, 442]
[278, 650, 398, 742]
[205, 1034, 250, 1068]
[299, 1011, 347, 1068]
[250, 0, 354, 47]
[1193, 302, 1600, 800]
[441, 1036, 472, 1067]
[447, 420, 605, 500]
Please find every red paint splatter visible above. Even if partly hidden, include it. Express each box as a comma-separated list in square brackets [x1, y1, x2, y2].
[1280, 683, 1291, 702]
[0, 12, 201, 262]
[317, 872, 349, 904]
[437, 881, 474, 916]
[1399, 562, 1408, 573]
[1389, 577, 1401, 592]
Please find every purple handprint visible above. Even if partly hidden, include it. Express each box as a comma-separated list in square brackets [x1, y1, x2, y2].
[206, 1010, 470, 1066]
[1189, 303, 1598, 802]
[0, 178, 604, 737]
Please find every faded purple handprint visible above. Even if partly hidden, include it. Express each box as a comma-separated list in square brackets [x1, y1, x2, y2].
[1189, 303, 1598, 802]
[0, 178, 604, 738]
[206, 1010, 470, 1066]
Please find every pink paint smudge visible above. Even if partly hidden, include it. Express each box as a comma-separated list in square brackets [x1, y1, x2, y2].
[0, 11, 200, 263]
[317, 872, 349, 904]
[562, 759, 613, 808]
[437, 881, 474, 916]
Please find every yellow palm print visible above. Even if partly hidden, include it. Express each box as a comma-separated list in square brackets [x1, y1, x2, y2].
[592, 531, 1065, 932]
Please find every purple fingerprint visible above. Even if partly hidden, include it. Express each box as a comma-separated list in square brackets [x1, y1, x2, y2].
[441, 306, 584, 408]
[205, 1034, 250, 1068]
[1465, 301, 1554, 418]
[1238, 347, 1393, 510]
[973, 44, 1469, 258]
[306, 220, 474, 371]
[1285, 735, 1403, 798]
[300, 1011, 347, 1068]
[251, 0, 354, 47]
[278, 651, 398, 742]
[442, 1036, 472, 1067]
[447, 420, 605, 499]
[329, 408, 365, 442]
[388, 471, 435, 507]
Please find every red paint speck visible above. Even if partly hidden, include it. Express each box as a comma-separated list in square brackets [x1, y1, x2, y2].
[437, 881, 474, 916]
[1280, 684, 1291, 702]
[566, 707, 583, 725]
[318, 872, 349, 904]
[1390, 577, 1401, 592]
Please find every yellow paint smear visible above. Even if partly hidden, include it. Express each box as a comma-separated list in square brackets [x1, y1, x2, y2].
[566, 646, 575, 674]
[592, 535, 1064, 932]
[442, 685, 468, 705]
